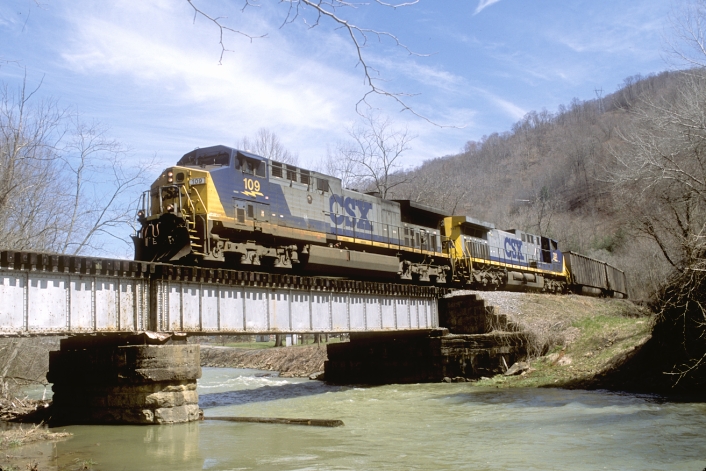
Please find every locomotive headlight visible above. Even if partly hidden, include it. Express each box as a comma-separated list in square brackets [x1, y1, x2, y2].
[167, 171, 174, 183]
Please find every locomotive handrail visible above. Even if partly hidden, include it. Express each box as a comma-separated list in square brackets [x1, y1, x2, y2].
[181, 185, 209, 255]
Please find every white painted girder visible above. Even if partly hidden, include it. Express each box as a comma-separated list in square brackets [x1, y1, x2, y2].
[0, 269, 438, 335]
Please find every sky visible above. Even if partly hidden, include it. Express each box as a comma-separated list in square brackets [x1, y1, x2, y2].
[0, 0, 678, 175]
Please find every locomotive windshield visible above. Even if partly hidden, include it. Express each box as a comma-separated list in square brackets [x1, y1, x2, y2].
[177, 151, 230, 167]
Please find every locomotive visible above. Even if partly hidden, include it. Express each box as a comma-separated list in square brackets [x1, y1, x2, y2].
[133, 145, 626, 297]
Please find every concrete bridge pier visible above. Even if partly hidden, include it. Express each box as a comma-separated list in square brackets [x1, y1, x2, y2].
[47, 333, 202, 425]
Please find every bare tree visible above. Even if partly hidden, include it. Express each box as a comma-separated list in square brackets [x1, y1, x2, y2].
[665, 0, 706, 69]
[237, 128, 298, 165]
[517, 186, 559, 238]
[57, 116, 156, 255]
[610, 71, 706, 270]
[185, 1, 442, 122]
[607, 0, 706, 387]
[331, 111, 416, 198]
[318, 142, 361, 189]
[0, 79, 65, 251]
[0, 79, 155, 256]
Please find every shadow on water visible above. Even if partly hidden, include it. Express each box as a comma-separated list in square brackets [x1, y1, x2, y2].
[200, 380, 346, 409]
[427, 388, 702, 430]
[435, 387, 666, 409]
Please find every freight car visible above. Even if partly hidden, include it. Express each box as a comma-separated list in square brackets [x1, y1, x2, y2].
[132, 145, 626, 297]
[563, 251, 628, 298]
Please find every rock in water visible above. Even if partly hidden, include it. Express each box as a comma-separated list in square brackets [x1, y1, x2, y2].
[309, 371, 325, 380]
[504, 361, 530, 376]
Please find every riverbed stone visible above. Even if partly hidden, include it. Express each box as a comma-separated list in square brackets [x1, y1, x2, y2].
[504, 361, 530, 376]
[308, 371, 325, 380]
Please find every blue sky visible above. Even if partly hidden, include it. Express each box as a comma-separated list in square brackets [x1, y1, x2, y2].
[1, 0, 674, 173]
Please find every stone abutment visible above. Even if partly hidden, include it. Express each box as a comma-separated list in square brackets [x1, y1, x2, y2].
[324, 294, 529, 384]
[47, 333, 201, 425]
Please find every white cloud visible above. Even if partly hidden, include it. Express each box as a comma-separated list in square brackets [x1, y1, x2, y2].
[465, 86, 525, 120]
[474, 0, 502, 15]
[53, 1, 375, 166]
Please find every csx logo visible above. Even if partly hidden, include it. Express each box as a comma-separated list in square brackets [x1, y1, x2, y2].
[329, 195, 373, 231]
[504, 237, 525, 261]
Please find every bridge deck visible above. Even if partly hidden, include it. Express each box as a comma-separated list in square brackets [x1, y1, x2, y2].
[0, 251, 448, 336]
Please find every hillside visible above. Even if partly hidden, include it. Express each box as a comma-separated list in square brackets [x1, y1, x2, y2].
[385, 71, 695, 301]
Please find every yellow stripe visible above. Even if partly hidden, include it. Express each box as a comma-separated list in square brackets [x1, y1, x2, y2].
[464, 256, 567, 276]
[335, 236, 446, 257]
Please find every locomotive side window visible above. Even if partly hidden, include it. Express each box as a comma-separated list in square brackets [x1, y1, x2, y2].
[255, 160, 266, 177]
[241, 157, 266, 177]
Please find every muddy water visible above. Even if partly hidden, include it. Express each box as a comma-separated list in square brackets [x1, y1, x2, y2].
[27, 368, 706, 470]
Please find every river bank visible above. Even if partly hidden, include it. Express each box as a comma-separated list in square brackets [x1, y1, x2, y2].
[200, 344, 328, 377]
[197, 292, 662, 393]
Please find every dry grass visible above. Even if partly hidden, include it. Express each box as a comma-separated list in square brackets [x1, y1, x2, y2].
[0, 424, 71, 450]
[513, 293, 648, 355]
[0, 425, 74, 471]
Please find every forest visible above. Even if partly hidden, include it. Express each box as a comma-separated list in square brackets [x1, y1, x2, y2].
[367, 71, 697, 301]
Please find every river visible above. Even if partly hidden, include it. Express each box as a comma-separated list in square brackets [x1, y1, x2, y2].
[19, 368, 706, 470]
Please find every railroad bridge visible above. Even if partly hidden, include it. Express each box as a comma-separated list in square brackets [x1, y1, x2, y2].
[0, 251, 527, 426]
[0, 251, 442, 336]
[0, 251, 444, 423]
